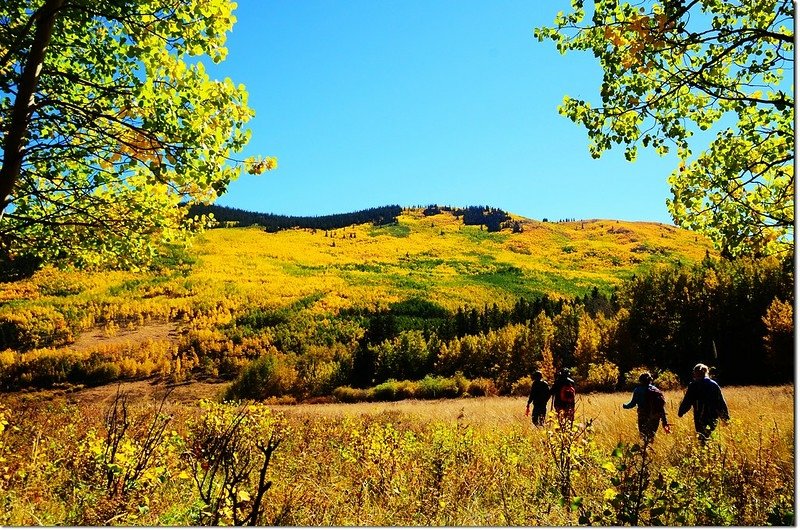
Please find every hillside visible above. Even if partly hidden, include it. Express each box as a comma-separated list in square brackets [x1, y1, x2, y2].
[186, 208, 713, 311]
[0, 207, 715, 338]
[1, 206, 791, 394]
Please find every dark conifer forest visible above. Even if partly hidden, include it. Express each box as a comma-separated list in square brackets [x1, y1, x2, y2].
[188, 204, 404, 231]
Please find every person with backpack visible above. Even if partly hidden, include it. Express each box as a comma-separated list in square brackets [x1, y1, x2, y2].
[623, 372, 670, 442]
[678, 363, 730, 442]
[550, 368, 576, 423]
[525, 370, 551, 426]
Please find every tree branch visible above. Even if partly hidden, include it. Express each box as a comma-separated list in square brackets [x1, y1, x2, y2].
[0, 0, 66, 211]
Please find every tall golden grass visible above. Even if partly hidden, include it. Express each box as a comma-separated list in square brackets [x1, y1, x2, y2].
[0, 384, 791, 525]
[271, 385, 793, 451]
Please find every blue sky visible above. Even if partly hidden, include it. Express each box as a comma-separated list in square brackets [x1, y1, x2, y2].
[208, 0, 681, 223]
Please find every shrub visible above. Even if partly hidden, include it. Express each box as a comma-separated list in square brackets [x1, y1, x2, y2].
[224, 352, 298, 401]
[25, 353, 76, 388]
[262, 395, 298, 405]
[395, 379, 419, 400]
[84, 361, 121, 387]
[375, 330, 432, 382]
[295, 343, 353, 397]
[624, 366, 680, 391]
[186, 401, 283, 526]
[370, 380, 401, 401]
[72, 389, 174, 525]
[653, 369, 681, 390]
[417, 375, 460, 399]
[33, 266, 88, 296]
[333, 385, 369, 403]
[452, 371, 469, 395]
[0, 307, 73, 351]
[0, 350, 14, 383]
[624, 366, 654, 389]
[583, 361, 620, 392]
[510, 376, 532, 397]
[466, 378, 497, 397]
[297, 360, 341, 397]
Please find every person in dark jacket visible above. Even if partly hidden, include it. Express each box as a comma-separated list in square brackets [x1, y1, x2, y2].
[525, 370, 551, 426]
[550, 368, 576, 423]
[678, 363, 730, 442]
[623, 372, 669, 442]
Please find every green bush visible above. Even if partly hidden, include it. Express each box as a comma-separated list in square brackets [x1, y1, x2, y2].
[224, 353, 298, 401]
[375, 330, 432, 382]
[84, 361, 121, 387]
[417, 375, 460, 399]
[395, 379, 419, 400]
[335, 374, 503, 403]
[370, 380, 401, 401]
[297, 359, 342, 397]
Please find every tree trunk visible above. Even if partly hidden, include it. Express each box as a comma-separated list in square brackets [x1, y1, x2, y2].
[0, 0, 65, 211]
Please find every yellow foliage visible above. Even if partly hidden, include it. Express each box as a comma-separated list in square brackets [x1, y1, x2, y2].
[0, 209, 715, 391]
[0, 385, 793, 525]
[1, 211, 714, 339]
[762, 297, 792, 335]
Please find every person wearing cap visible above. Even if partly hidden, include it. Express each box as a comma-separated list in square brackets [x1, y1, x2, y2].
[623, 371, 670, 442]
[550, 368, 576, 423]
[525, 370, 551, 426]
[678, 363, 730, 442]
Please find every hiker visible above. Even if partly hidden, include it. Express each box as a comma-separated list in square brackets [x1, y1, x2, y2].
[623, 372, 670, 442]
[550, 368, 576, 423]
[678, 363, 730, 442]
[525, 370, 551, 426]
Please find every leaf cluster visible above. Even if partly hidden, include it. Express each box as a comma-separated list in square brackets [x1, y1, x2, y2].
[1, 0, 272, 269]
[535, 0, 794, 257]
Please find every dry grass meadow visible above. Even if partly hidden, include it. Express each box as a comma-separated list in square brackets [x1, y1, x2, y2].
[269, 384, 794, 452]
[0, 382, 791, 525]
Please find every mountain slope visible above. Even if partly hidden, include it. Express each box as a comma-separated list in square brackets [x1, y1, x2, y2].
[0, 206, 715, 352]
[187, 208, 714, 312]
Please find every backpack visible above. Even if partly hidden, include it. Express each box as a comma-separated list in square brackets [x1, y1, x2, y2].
[558, 382, 576, 406]
[642, 385, 666, 418]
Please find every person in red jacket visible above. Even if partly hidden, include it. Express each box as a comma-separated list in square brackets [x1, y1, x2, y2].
[550, 368, 576, 424]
